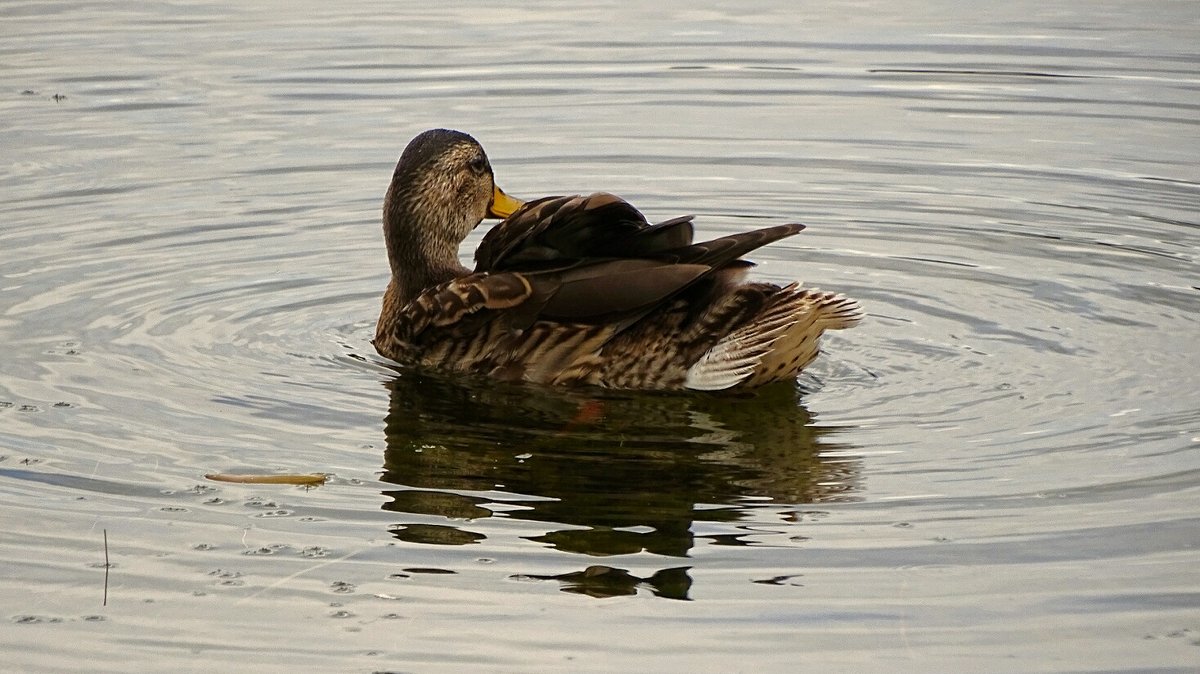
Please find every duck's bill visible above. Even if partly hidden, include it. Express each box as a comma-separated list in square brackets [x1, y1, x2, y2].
[487, 186, 524, 219]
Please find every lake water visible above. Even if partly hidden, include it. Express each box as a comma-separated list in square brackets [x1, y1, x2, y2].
[2, 1, 1198, 671]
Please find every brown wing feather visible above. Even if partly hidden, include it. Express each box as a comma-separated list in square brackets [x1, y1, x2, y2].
[538, 260, 711, 319]
[662, 223, 806, 267]
[475, 193, 652, 270]
[385, 272, 532, 344]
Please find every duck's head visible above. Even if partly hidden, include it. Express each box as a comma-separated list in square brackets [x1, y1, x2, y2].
[383, 129, 523, 276]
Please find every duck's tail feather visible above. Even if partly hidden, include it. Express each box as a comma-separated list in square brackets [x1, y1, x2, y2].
[683, 284, 862, 390]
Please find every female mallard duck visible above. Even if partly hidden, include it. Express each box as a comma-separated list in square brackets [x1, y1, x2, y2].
[374, 129, 862, 390]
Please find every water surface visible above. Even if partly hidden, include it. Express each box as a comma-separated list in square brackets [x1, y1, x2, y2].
[2, 1, 1198, 671]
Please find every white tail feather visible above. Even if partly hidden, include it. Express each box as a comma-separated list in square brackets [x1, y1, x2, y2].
[685, 285, 863, 390]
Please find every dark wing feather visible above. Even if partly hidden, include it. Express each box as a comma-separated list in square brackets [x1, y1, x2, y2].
[594, 214, 695, 257]
[456, 192, 806, 343]
[538, 260, 710, 319]
[477, 192, 798, 274]
[660, 223, 806, 268]
[475, 193, 651, 271]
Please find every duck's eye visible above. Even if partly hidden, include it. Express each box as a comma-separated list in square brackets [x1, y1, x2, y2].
[467, 155, 488, 175]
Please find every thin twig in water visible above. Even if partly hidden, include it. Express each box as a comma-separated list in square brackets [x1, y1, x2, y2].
[103, 529, 109, 607]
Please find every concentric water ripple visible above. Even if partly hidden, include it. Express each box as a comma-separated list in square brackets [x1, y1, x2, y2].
[2, 1, 1198, 671]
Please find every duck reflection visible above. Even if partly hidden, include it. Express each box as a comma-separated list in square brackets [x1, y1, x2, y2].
[512, 565, 693, 601]
[379, 370, 860, 598]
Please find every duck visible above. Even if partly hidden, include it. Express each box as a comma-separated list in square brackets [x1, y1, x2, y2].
[373, 128, 862, 390]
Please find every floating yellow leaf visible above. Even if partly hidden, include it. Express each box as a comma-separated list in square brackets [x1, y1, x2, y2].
[205, 472, 329, 486]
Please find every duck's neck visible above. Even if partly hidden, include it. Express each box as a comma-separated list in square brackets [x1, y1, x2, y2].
[382, 198, 471, 307]
[385, 263, 466, 307]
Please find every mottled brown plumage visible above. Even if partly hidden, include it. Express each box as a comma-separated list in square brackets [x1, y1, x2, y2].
[373, 128, 862, 390]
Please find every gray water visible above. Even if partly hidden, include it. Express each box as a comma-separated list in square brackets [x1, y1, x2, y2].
[2, 1, 1198, 672]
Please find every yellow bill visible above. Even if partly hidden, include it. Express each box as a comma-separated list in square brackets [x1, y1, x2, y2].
[487, 185, 523, 219]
